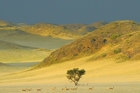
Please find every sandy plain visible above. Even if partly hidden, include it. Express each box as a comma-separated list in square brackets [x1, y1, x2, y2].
[0, 56, 140, 93]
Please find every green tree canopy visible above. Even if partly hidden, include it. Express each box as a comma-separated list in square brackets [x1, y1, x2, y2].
[66, 68, 85, 86]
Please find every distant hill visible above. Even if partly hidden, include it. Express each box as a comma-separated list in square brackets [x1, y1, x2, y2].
[0, 20, 15, 27]
[62, 22, 107, 35]
[0, 62, 10, 67]
[76, 21, 107, 35]
[62, 24, 86, 31]
[0, 29, 73, 49]
[36, 20, 140, 68]
[0, 19, 107, 39]
[0, 19, 108, 62]
[0, 40, 37, 50]
[0, 20, 107, 49]
[0, 40, 52, 62]
[19, 22, 107, 39]
[20, 23, 80, 39]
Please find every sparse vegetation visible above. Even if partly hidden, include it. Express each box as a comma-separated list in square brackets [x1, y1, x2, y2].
[110, 33, 121, 40]
[128, 34, 133, 37]
[66, 68, 85, 86]
[38, 20, 140, 67]
[116, 54, 130, 63]
[74, 54, 78, 56]
[101, 53, 107, 57]
[114, 48, 121, 54]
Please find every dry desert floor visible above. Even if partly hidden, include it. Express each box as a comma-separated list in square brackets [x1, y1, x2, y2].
[0, 56, 140, 93]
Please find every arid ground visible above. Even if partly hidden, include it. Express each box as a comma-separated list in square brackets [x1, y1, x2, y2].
[0, 56, 140, 93]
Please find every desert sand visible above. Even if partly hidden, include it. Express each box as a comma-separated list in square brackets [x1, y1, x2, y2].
[0, 56, 140, 93]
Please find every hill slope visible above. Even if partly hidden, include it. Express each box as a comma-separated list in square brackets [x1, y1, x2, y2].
[19, 22, 107, 39]
[36, 20, 140, 68]
[0, 20, 107, 42]
[0, 20, 14, 27]
[0, 29, 73, 49]
[0, 40, 36, 50]
[77, 21, 107, 35]
[20, 23, 81, 39]
[0, 40, 52, 62]
[0, 62, 10, 66]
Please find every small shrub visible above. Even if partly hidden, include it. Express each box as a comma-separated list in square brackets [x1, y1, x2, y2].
[103, 39, 107, 43]
[116, 54, 130, 63]
[128, 34, 133, 37]
[114, 48, 121, 54]
[74, 54, 78, 56]
[101, 53, 107, 57]
[110, 34, 121, 40]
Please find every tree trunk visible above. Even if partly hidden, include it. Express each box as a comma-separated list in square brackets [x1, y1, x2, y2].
[74, 82, 78, 86]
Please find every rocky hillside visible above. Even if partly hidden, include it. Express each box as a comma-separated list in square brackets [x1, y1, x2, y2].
[36, 20, 140, 68]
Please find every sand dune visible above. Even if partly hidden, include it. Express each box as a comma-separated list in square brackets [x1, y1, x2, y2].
[0, 56, 140, 93]
[0, 56, 140, 85]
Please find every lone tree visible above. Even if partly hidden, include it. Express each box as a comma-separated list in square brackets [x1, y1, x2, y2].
[66, 68, 86, 86]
